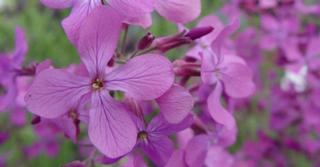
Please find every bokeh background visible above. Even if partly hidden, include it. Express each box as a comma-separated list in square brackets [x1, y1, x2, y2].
[0, 0, 319, 166]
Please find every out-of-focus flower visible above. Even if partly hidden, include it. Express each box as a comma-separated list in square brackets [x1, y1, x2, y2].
[201, 19, 255, 130]
[0, 27, 28, 112]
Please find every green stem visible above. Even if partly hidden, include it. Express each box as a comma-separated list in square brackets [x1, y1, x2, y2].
[120, 25, 129, 55]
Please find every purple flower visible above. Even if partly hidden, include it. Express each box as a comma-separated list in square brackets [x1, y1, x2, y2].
[134, 114, 193, 166]
[25, 6, 174, 158]
[200, 19, 255, 130]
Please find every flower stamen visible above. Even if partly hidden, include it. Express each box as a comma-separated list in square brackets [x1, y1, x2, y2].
[92, 79, 104, 90]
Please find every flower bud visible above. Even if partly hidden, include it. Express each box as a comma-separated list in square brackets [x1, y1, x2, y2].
[137, 32, 155, 50]
[185, 26, 214, 40]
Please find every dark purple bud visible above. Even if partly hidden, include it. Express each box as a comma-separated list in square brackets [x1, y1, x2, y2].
[137, 32, 155, 50]
[184, 56, 197, 62]
[185, 26, 214, 40]
[31, 116, 41, 125]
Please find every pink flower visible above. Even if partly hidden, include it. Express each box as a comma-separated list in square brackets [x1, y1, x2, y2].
[25, 6, 174, 158]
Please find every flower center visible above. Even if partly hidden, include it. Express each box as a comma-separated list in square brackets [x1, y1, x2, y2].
[68, 110, 78, 120]
[92, 79, 104, 90]
[213, 68, 221, 78]
[137, 131, 148, 141]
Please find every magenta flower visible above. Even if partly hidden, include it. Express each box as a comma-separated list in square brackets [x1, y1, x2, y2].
[25, 6, 174, 158]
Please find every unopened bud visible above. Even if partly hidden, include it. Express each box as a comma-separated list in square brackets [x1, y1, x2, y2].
[185, 26, 214, 40]
[137, 32, 155, 50]
[31, 116, 41, 125]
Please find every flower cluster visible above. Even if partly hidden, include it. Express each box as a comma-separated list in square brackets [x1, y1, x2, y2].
[0, 0, 320, 166]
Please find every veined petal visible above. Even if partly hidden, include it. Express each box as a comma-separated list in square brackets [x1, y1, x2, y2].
[40, 0, 73, 9]
[25, 69, 91, 118]
[108, 0, 154, 17]
[77, 5, 123, 78]
[141, 135, 174, 166]
[207, 83, 236, 130]
[89, 90, 137, 158]
[156, 85, 193, 123]
[124, 13, 153, 28]
[221, 63, 255, 98]
[155, 0, 201, 23]
[62, 0, 101, 46]
[105, 54, 174, 100]
[147, 114, 193, 135]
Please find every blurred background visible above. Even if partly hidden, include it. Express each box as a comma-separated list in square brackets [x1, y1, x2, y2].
[0, 0, 319, 167]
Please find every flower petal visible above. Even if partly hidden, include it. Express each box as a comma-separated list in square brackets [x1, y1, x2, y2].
[221, 63, 255, 98]
[40, 0, 73, 9]
[197, 15, 224, 45]
[155, 0, 201, 23]
[77, 5, 123, 77]
[185, 135, 210, 167]
[141, 135, 173, 166]
[156, 85, 193, 123]
[108, 0, 154, 17]
[124, 13, 153, 28]
[200, 53, 218, 85]
[207, 83, 236, 130]
[165, 149, 186, 167]
[88, 90, 137, 158]
[211, 18, 240, 57]
[147, 114, 193, 135]
[105, 54, 174, 100]
[62, 0, 101, 45]
[204, 146, 234, 167]
[25, 69, 91, 118]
